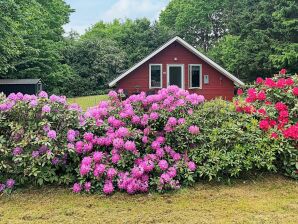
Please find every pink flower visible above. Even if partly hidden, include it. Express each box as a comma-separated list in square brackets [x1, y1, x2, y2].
[84, 182, 91, 192]
[38, 91, 48, 98]
[188, 161, 196, 171]
[75, 141, 84, 153]
[94, 164, 105, 176]
[149, 112, 159, 120]
[108, 91, 118, 98]
[84, 132, 94, 142]
[82, 156, 92, 165]
[42, 104, 51, 113]
[167, 117, 177, 126]
[142, 136, 148, 144]
[67, 130, 76, 142]
[124, 140, 137, 153]
[167, 167, 177, 178]
[115, 127, 129, 138]
[178, 118, 186, 125]
[93, 151, 103, 162]
[12, 147, 23, 156]
[160, 173, 171, 184]
[6, 179, 15, 188]
[112, 153, 121, 164]
[80, 164, 91, 176]
[158, 160, 169, 171]
[103, 181, 114, 195]
[113, 138, 124, 149]
[47, 130, 57, 139]
[131, 166, 144, 178]
[188, 125, 200, 135]
[73, 183, 82, 193]
[107, 168, 117, 179]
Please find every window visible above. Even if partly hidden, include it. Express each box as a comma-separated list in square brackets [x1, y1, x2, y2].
[189, 64, 202, 88]
[149, 64, 162, 88]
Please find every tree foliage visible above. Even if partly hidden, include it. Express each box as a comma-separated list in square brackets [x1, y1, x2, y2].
[210, 0, 298, 81]
[82, 18, 174, 68]
[159, 0, 230, 52]
[62, 38, 127, 96]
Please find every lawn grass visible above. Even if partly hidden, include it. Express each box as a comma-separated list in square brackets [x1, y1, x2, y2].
[0, 174, 297, 224]
[68, 95, 108, 110]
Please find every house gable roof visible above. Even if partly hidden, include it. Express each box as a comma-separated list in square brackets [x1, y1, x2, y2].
[108, 36, 244, 87]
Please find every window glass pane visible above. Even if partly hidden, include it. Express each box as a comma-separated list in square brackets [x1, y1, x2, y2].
[190, 65, 200, 87]
[151, 65, 161, 87]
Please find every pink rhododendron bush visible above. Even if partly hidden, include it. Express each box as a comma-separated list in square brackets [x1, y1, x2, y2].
[235, 69, 298, 179]
[0, 86, 205, 194]
[71, 86, 204, 194]
[0, 91, 82, 193]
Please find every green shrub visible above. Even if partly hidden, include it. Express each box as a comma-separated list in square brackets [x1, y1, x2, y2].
[170, 99, 282, 181]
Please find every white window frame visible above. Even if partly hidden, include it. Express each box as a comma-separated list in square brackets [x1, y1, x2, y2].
[167, 64, 185, 89]
[149, 64, 163, 89]
[188, 64, 202, 89]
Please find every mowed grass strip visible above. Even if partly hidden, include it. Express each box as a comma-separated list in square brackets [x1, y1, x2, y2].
[68, 95, 108, 110]
[0, 174, 297, 224]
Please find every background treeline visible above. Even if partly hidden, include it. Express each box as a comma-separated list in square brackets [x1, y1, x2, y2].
[0, 0, 297, 96]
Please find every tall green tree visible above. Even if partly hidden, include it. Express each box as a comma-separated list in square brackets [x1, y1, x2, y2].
[82, 18, 174, 68]
[62, 38, 127, 96]
[0, 0, 73, 93]
[210, 0, 298, 82]
[159, 0, 229, 52]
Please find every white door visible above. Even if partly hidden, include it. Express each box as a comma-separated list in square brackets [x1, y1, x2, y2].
[167, 64, 184, 89]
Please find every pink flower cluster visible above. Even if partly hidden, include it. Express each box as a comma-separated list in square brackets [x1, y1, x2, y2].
[71, 86, 203, 194]
[0, 179, 15, 192]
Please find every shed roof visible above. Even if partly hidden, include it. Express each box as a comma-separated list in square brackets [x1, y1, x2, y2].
[109, 36, 245, 87]
[0, 79, 41, 85]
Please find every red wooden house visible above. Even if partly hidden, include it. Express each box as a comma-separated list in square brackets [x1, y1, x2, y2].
[109, 36, 244, 100]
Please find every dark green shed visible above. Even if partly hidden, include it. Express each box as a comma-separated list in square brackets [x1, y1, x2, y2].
[0, 79, 42, 96]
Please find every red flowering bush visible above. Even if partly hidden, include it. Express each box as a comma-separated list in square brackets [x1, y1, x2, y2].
[235, 69, 298, 178]
[69, 86, 204, 194]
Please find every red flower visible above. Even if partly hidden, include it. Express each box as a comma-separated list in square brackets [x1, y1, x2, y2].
[275, 102, 288, 111]
[257, 108, 266, 116]
[280, 68, 287, 75]
[283, 123, 298, 140]
[245, 97, 255, 103]
[270, 132, 279, 139]
[256, 77, 264, 84]
[269, 120, 277, 127]
[259, 120, 270, 131]
[279, 110, 289, 118]
[285, 78, 294, 86]
[293, 87, 298, 96]
[276, 78, 286, 88]
[265, 101, 272, 105]
[264, 78, 276, 88]
[243, 105, 255, 114]
[237, 88, 243, 95]
[257, 91, 266, 101]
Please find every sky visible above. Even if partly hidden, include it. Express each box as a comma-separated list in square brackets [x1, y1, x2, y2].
[64, 0, 170, 34]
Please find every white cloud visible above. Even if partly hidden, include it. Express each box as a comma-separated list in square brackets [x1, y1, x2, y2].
[101, 0, 168, 22]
